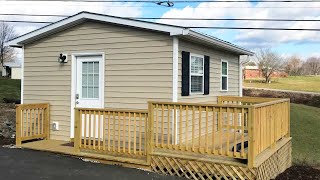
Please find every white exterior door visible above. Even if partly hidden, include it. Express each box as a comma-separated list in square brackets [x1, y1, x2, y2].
[70, 54, 104, 139]
[76, 56, 104, 108]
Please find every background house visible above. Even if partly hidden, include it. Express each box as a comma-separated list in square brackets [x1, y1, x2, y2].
[244, 65, 288, 79]
[1, 62, 22, 79]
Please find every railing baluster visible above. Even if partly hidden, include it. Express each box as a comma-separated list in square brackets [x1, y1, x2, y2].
[79, 110, 83, 148]
[192, 106, 195, 152]
[108, 111, 111, 151]
[98, 111, 101, 150]
[93, 111, 96, 150]
[123, 112, 126, 153]
[226, 107, 230, 156]
[212, 107, 215, 154]
[199, 106, 202, 153]
[205, 106, 209, 153]
[161, 104, 164, 148]
[139, 113, 142, 155]
[103, 111, 106, 151]
[88, 110, 92, 149]
[173, 105, 177, 149]
[134, 112, 137, 155]
[21, 109, 25, 137]
[233, 108, 238, 156]
[84, 110, 87, 148]
[156, 104, 159, 147]
[185, 105, 188, 151]
[26, 109, 29, 137]
[167, 105, 170, 147]
[241, 108, 245, 158]
[179, 105, 182, 150]
[118, 111, 121, 153]
[128, 112, 131, 154]
[37, 108, 40, 135]
[112, 111, 115, 152]
[219, 107, 222, 155]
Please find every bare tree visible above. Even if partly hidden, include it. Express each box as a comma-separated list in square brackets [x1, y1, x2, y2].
[305, 57, 320, 75]
[0, 22, 16, 67]
[284, 55, 303, 76]
[254, 48, 283, 83]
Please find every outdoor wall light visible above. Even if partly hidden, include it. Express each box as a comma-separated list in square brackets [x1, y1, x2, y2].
[58, 53, 68, 63]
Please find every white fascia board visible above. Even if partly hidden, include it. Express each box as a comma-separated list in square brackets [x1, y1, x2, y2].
[187, 31, 254, 56]
[8, 12, 186, 47]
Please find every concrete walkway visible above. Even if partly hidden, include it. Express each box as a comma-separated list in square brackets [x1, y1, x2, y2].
[0, 147, 184, 180]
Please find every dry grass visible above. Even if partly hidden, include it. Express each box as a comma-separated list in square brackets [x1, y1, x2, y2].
[244, 76, 320, 92]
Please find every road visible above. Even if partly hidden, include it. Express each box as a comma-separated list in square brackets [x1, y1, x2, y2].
[0, 146, 184, 180]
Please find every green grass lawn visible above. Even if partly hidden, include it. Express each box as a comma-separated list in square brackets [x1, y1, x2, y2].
[244, 76, 320, 92]
[291, 103, 320, 166]
[0, 77, 21, 102]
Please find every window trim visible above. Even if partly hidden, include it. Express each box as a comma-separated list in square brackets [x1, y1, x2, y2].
[221, 59, 229, 91]
[189, 53, 205, 95]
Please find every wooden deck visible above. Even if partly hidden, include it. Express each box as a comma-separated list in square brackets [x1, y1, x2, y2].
[16, 96, 292, 180]
[19, 140, 76, 156]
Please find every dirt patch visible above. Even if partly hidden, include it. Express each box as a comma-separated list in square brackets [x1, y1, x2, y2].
[275, 166, 320, 180]
[0, 103, 16, 144]
[0, 136, 15, 145]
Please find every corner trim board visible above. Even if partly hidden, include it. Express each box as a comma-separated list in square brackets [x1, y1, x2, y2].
[21, 46, 24, 104]
[172, 36, 179, 102]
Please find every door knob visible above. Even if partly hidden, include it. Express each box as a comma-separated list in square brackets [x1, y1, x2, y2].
[76, 101, 79, 104]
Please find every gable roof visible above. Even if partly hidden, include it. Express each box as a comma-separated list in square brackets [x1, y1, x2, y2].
[8, 11, 253, 56]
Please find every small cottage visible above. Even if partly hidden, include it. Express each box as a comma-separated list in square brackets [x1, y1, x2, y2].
[9, 12, 292, 180]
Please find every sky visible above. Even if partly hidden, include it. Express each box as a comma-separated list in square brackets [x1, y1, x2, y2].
[1, 0, 320, 60]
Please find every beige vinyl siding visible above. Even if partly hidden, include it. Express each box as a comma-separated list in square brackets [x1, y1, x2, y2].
[178, 39, 240, 103]
[24, 21, 173, 141]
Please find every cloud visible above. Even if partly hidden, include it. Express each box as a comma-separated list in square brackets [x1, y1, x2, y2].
[157, 0, 320, 48]
[0, 1, 143, 36]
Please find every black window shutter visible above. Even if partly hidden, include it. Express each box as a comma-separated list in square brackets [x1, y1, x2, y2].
[204, 55, 210, 95]
[181, 51, 190, 96]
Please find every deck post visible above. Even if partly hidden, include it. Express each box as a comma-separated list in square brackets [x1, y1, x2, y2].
[74, 108, 81, 153]
[217, 96, 222, 104]
[45, 104, 50, 140]
[286, 99, 291, 138]
[15, 105, 22, 146]
[146, 102, 154, 165]
[248, 105, 256, 168]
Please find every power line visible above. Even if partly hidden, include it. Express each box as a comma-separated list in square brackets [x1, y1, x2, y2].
[1, 20, 320, 31]
[3, 0, 320, 3]
[3, 1, 320, 8]
[1, 14, 320, 22]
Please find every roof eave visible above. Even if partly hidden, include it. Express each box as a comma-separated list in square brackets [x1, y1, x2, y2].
[8, 12, 186, 47]
[186, 31, 254, 56]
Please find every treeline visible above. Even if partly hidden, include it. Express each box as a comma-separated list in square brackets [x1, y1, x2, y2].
[284, 56, 320, 76]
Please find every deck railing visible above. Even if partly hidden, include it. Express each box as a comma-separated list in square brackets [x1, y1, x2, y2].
[218, 96, 278, 105]
[148, 102, 250, 159]
[74, 108, 149, 164]
[250, 99, 290, 162]
[72, 97, 290, 167]
[15, 103, 50, 145]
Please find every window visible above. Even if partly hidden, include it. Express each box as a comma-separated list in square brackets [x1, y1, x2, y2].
[221, 60, 228, 91]
[82, 61, 99, 98]
[190, 54, 204, 94]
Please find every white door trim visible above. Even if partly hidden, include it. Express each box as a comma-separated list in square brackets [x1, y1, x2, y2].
[70, 52, 105, 138]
